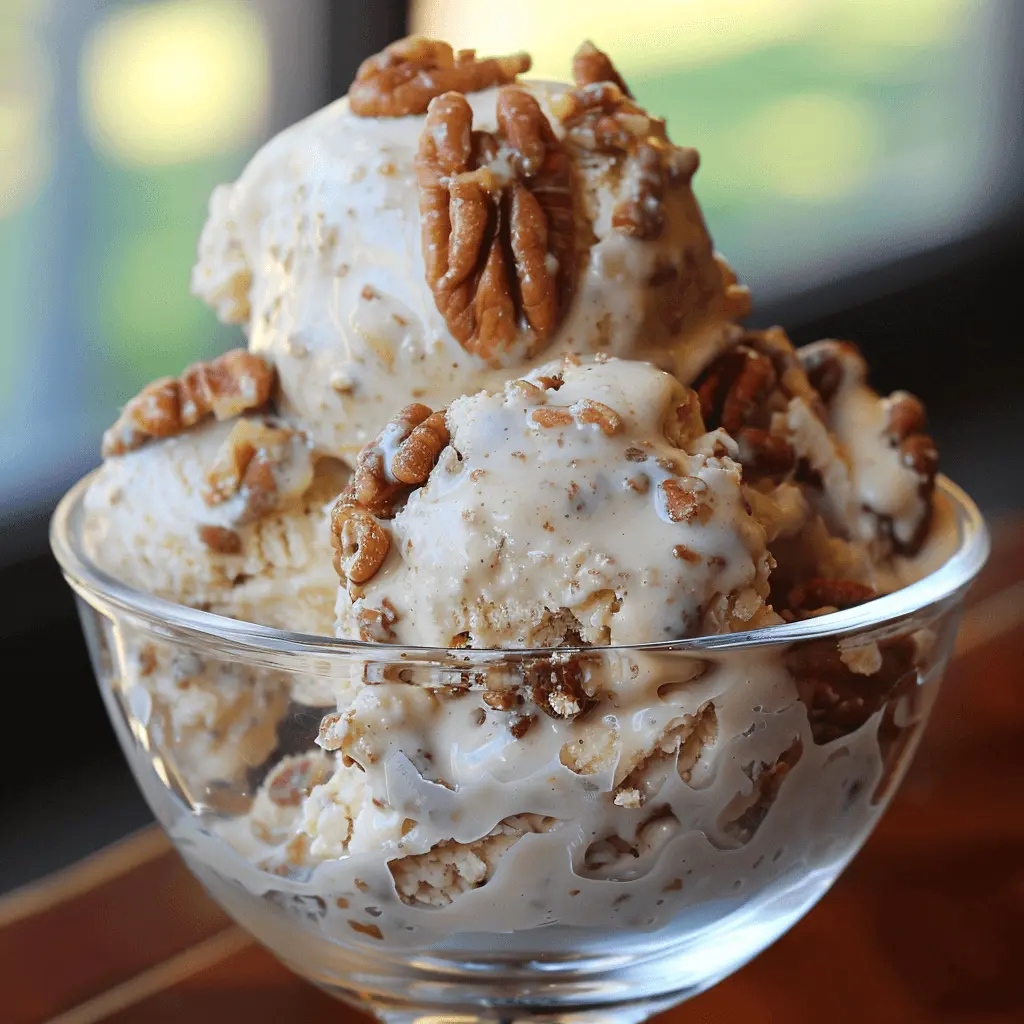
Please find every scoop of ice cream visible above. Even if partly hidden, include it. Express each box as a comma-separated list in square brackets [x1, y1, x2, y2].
[334, 356, 775, 648]
[84, 413, 346, 633]
[120, 638, 287, 794]
[798, 339, 939, 556]
[191, 40, 748, 463]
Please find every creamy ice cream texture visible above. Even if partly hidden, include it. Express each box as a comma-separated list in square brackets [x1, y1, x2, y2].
[337, 356, 776, 648]
[191, 53, 748, 462]
[79, 37, 952, 950]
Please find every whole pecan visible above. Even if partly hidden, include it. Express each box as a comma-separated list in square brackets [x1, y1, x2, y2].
[415, 88, 575, 360]
[349, 36, 531, 118]
[345, 403, 450, 518]
[102, 350, 274, 457]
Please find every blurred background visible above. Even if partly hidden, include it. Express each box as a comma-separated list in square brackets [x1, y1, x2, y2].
[1, 0, 1022, 891]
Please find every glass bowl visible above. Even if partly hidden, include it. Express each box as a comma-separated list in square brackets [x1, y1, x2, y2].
[51, 474, 988, 1024]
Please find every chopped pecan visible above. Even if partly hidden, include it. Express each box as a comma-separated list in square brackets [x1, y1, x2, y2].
[569, 398, 622, 436]
[797, 339, 865, 407]
[267, 755, 329, 808]
[197, 524, 242, 555]
[735, 427, 795, 481]
[787, 637, 916, 745]
[660, 477, 710, 524]
[102, 350, 274, 457]
[349, 36, 531, 118]
[202, 419, 294, 522]
[415, 87, 575, 360]
[331, 502, 391, 583]
[554, 72, 697, 240]
[885, 391, 927, 440]
[356, 599, 399, 643]
[530, 398, 623, 435]
[571, 40, 632, 97]
[531, 407, 575, 429]
[525, 654, 594, 720]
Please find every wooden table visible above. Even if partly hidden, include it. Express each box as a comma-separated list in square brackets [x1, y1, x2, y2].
[3, 526, 1022, 1024]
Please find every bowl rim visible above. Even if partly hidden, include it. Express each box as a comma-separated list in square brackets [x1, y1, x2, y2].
[51, 471, 989, 661]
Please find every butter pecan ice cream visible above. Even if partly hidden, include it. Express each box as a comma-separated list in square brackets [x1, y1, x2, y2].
[191, 38, 748, 463]
[334, 355, 776, 647]
[73, 34, 962, 962]
[85, 412, 344, 633]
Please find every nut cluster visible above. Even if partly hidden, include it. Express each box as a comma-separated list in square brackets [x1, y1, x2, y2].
[787, 637, 916, 746]
[330, 404, 450, 586]
[416, 87, 575, 360]
[102, 349, 275, 457]
[695, 328, 824, 482]
[553, 43, 699, 241]
[349, 36, 531, 117]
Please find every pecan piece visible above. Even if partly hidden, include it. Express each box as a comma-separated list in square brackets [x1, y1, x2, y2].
[331, 502, 391, 583]
[391, 411, 450, 484]
[349, 36, 531, 118]
[345, 403, 448, 517]
[415, 87, 575, 360]
[525, 654, 594, 720]
[787, 637, 916, 745]
[571, 40, 632, 97]
[660, 477, 710, 524]
[735, 427, 796, 481]
[357, 599, 399, 643]
[554, 72, 697, 241]
[102, 349, 274, 457]
[197, 524, 242, 555]
[569, 398, 622, 436]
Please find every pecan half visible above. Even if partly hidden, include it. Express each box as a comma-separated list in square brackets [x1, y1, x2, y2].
[102, 350, 274, 457]
[331, 502, 391, 583]
[345, 404, 450, 518]
[416, 88, 575, 360]
[571, 40, 632, 97]
[349, 37, 531, 118]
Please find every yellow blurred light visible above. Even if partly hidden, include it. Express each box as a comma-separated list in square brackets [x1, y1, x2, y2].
[0, 27, 52, 219]
[80, 0, 268, 166]
[413, 0, 820, 78]
[734, 94, 880, 201]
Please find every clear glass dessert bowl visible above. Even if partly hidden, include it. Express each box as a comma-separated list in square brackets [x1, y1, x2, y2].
[52, 474, 987, 1024]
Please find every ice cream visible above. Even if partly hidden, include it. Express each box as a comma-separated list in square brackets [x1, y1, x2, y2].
[84, 351, 346, 633]
[191, 38, 748, 463]
[76, 36, 957, 964]
[334, 355, 776, 648]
